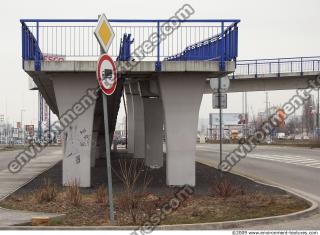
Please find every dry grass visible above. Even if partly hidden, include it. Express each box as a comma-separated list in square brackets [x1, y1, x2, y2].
[95, 185, 107, 204]
[238, 192, 274, 208]
[34, 178, 58, 203]
[0, 189, 309, 226]
[65, 180, 82, 207]
[113, 159, 152, 225]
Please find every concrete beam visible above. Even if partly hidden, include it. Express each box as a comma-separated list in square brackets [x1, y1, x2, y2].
[204, 73, 320, 93]
[24, 60, 235, 75]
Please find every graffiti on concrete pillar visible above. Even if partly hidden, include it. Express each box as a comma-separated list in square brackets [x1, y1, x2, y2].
[79, 128, 90, 147]
[64, 124, 81, 164]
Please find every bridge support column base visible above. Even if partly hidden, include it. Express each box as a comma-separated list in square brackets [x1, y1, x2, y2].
[90, 131, 98, 167]
[126, 93, 135, 154]
[143, 97, 164, 168]
[132, 95, 145, 158]
[158, 74, 206, 187]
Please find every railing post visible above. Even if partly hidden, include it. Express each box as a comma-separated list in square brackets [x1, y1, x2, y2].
[155, 21, 161, 72]
[255, 60, 258, 78]
[300, 57, 303, 76]
[35, 21, 41, 71]
[313, 60, 315, 72]
[277, 58, 280, 78]
[247, 64, 250, 75]
[220, 22, 225, 71]
[269, 62, 271, 74]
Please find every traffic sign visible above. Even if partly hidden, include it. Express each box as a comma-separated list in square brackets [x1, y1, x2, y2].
[94, 14, 115, 53]
[96, 54, 117, 95]
[212, 93, 227, 109]
[210, 77, 230, 93]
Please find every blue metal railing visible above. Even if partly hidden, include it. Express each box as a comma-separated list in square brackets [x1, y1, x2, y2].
[165, 22, 238, 70]
[233, 56, 320, 78]
[20, 18, 240, 71]
[117, 33, 133, 61]
[21, 22, 42, 70]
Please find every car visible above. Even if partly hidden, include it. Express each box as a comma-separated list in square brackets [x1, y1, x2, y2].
[118, 136, 127, 145]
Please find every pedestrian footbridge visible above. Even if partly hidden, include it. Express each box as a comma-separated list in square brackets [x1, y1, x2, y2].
[20, 17, 320, 187]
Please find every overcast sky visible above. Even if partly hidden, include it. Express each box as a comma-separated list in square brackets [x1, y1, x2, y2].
[0, 0, 319, 126]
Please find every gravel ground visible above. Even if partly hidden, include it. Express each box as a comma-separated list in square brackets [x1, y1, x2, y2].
[10, 150, 286, 197]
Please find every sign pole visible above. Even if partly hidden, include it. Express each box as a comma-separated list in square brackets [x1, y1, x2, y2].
[218, 77, 223, 173]
[102, 94, 115, 223]
[94, 14, 117, 224]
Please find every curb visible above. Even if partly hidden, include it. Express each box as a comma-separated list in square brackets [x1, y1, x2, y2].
[0, 161, 318, 229]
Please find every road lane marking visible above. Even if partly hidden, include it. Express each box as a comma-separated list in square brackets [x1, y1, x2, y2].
[197, 145, 320, 169]
[248, 154, 320, 169]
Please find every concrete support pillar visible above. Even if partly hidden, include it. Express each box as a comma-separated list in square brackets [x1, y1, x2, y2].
[126, 93, 135, 154]
[52, 74, 97, 187]
[158, 73, 206, 186]
[98, 135, 106, 159]
[132, 94, 145, 158]
[90, 131, 98, 167]
[143, 97, 164, 168]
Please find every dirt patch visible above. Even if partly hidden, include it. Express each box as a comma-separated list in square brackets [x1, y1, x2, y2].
[0, 152, 310, 226]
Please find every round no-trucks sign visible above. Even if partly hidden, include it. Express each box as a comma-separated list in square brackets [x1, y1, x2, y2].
[96, 54, 117, 95]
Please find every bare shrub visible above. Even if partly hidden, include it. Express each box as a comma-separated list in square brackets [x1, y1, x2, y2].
[213, 179, 239, 198]
[113, 159, 152, 225]
[96, 185, 107, 204]
[65, 179, 82, 207]
[34, 178, 58, 203]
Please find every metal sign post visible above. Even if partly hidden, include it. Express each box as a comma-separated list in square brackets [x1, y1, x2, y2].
[95, 14, 116, 224]
[218, 77, 223, 171]
[96, 54, 118, 224]
[210, 77, 230, 171]
[102, 94, 115, 223]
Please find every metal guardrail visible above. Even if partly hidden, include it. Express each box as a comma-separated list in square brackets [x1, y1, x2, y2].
[20, 19, 240, 71]
[233, 56, 320, 78]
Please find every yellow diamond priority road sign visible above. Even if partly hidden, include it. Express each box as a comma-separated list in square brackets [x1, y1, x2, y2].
[94, 14, 115, 53]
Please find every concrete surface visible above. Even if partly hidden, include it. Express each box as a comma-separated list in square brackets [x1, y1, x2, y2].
[143, 97, 164, 168]
[0, 147, 62, 200]
[0, 146, 63, 226]
[196, 144, 320, 229]
[159, 73, 207, 186]
[24, 60, 235, 74]
[52, 73, 97, 187]
[0, 208, 64, 227]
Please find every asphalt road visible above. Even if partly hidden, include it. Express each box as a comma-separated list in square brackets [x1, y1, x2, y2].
[196, 144, 320, 229]
[0, 149, 24, 171]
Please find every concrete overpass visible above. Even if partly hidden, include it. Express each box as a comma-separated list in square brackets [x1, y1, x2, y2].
[21, 17, 239, 187]
[20, 17, 320, 188]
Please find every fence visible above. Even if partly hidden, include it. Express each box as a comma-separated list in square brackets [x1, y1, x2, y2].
[234, 56, 320, 78]
[21, 19, 240, 71]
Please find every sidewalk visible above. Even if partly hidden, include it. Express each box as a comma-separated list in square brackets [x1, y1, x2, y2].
[0, 146, 63, 226]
